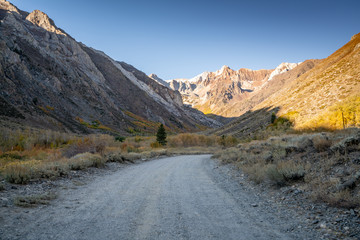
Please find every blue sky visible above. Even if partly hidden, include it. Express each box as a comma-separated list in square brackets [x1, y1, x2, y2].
[10, 0, 360, 79]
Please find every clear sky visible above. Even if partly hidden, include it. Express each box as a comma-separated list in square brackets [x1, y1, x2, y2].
[10, 0, 360, 79]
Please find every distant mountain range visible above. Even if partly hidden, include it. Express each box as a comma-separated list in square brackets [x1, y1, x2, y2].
[0, 0, 220, 134]
[155, 62, 300, 117]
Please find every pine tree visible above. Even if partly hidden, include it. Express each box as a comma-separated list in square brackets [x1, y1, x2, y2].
[271, 112, 277, 124]
[156, 124, 167, 146]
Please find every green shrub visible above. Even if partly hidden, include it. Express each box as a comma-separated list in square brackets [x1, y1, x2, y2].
[271, 112, 277, 123]
[115, 136, 125, 142]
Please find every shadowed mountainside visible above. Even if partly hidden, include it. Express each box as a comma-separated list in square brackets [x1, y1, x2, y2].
[0, 0, 221, 134]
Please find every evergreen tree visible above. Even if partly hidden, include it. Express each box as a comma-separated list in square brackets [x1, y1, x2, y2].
[156, 124, 167, 146]
[271, 112, 277, 124]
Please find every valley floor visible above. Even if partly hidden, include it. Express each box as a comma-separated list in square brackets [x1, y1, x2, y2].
[0, 155, 359, 239]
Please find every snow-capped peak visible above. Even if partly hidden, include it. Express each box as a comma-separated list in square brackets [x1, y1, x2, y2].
[189, 71, 210, 83]
[215, 65, 230, 76]
[268, 62, 301, 81]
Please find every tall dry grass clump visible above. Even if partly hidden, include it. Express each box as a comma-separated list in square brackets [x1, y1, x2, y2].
[311, 134, 332, 152]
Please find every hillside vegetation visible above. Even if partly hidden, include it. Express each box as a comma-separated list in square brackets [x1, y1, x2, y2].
[0, 127, 238, 185]
[210, 33, 360, 138]
[214, 128, 360, 209]
[257, 33, 360, 130]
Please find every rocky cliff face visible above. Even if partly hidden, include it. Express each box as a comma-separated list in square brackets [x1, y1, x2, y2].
[167, 63, 299, 117]
[0, 0, 221, 134]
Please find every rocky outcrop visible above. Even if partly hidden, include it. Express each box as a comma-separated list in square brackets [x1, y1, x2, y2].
[0, 0, 221, 133]
[26, 10, 66, 35]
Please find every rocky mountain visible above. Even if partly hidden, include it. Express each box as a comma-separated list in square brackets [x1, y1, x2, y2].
[148, 74, 169, 88]
[0, 0, 221, 134]
[217, 60, 317, 117]
[166, 63, 299, 117]
[210, 33, 360, 137]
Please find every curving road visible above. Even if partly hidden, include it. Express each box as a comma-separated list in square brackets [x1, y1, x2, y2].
[1, 155, 314, 239]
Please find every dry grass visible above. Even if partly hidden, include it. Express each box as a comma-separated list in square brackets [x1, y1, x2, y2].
[167, 147, 220, 155]
[0, 127, 74, 152]
[68, 153, 105, 170]
[300, 94, 360, 130]
[14, 192, 57, 207]
[2, 162, 33, 184]
[0, 129, 229, 184]
[214, 128, 360, 208]
[315, 190, 360, 209]
[312, 134, 332, 152]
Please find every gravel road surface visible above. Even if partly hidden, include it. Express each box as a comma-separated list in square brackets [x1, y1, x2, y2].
[1, 155, 319, 239]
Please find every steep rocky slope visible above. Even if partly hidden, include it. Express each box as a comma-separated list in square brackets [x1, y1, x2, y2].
[0, 0, 220, 134]
[166, 63, 299, 117]
[211, 33, 360, 137]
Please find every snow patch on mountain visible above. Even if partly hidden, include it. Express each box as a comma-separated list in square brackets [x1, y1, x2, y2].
[268, 62, 301, 81]
[189, 71, 210, 83]
[215, 65, 230, 76]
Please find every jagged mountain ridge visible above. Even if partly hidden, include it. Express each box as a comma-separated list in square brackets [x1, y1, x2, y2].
[160, 63, 299, 117]
[0, 0, 221, 134]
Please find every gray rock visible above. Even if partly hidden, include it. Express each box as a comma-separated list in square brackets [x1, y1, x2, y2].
[350, 209, 355, 216]
[312, 220, 319, 224]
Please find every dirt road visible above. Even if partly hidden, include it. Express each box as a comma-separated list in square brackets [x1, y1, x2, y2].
[1, 155, 319, 239]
